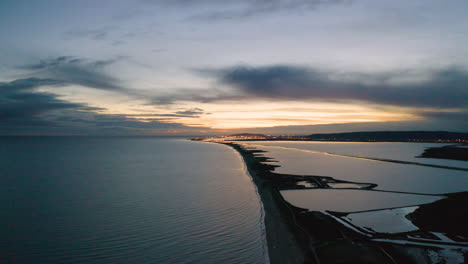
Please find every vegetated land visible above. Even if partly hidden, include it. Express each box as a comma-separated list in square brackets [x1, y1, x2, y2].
[419, 145, 468, 161]
[307, 131, 468, 142]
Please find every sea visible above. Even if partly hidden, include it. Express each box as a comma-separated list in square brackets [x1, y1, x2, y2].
[0, 137, 268, 264]
[2, 137, 467, 264]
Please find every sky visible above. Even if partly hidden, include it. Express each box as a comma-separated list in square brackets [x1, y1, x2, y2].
[1, 0, 467, 135]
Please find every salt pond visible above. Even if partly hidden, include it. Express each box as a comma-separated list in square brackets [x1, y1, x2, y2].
[280, 189, 443, 212]
[343, 206, 420, 234]
[243, 141, 468, 169]
[244, 144, 468, 194]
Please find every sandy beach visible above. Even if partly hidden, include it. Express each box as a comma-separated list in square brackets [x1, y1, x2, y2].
[225, 142, 309, 264]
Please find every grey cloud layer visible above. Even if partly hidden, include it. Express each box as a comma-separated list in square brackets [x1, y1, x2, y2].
[151, 65, 468, 110]
[150, 89, 243, 105]
[17, 57, 466, 112]
[175, 107, 205, 116]
[124, 108, 206, 118]
[1, 57, 213, 134]
[0, 78, 90, 127]
[5, 56, 466, 134]
[149, 0, 349, 20]
[2, 55, 133, 129]
[153, 0, 347, 9]
[213, 65, 468, 108]
[0, 76, 199, 135]
[20, 56, 129, 92]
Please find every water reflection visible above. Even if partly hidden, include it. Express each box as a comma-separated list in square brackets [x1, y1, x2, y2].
[0, 138, 267, 264]
[280, 189, 442, 212]
[235, 142, 468, 263]
[243, 141, 468, 169]
[342, 206, 420, 234]
[251, 145, 468, 194]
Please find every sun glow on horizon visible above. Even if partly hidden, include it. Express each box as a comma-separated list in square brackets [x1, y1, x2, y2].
[155, 101, 420, 129]
[43, 86, 423, 131]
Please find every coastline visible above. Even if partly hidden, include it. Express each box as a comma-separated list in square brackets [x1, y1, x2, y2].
[235, 144, 271, 264]
[222, 142, 310, 264]
[214, 141, 391, 264]
[204, 140, 468, 264]
[216, 142, 394, 264]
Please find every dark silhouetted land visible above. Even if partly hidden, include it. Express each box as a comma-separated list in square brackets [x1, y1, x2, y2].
[419, 145, 468, 161]
[307, 131, 468, 142]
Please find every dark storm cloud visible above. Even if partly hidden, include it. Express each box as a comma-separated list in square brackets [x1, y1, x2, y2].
[20, 56, 129, 93]
[208, 65, 468, 108]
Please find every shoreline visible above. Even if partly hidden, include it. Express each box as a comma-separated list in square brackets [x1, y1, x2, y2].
[240, 142, 468, 171]
[219, 142, 396, 264]
[222, 142, 310, 264]
[207, 140, 468, 264]
[235, 144, 271, 264]
[218, 141, 390, 264]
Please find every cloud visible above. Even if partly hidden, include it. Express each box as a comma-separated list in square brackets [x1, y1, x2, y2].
[206, 65, 468, 109]
[419, 111, 468, 121]
[121, 108, 206, 118]
[152, 64, 468, 111]
[175, 107, 204, 116]
[20, 56, 129, 93]
[0, 77, 204, 135]
[2, 57, 210, 135]
[146, 0, 350, 20]
[227, 120, 468, 135]
[0, 78, 90, 127]
[0, 77, 64, 91]
[64, 27, 115, 40]
[149, 88, 243, 105]
[78, 114, 190, 129]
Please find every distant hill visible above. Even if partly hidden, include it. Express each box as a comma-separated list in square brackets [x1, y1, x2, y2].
[307, 131, 468, 142]
[229, 133, 267, 137]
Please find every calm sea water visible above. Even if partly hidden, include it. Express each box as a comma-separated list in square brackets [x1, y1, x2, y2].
[0, 137, 267, 264]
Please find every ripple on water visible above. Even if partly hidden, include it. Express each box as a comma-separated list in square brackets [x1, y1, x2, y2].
[0, 137, 267, 264]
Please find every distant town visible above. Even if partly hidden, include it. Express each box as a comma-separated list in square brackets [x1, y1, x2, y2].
[193, 131, 468, 143]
